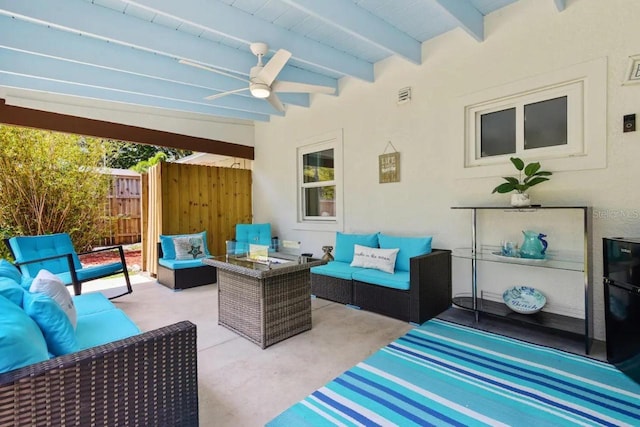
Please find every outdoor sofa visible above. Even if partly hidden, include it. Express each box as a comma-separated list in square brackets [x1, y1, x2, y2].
[311, 232, 452, 324]
[0, 260, 198, 426]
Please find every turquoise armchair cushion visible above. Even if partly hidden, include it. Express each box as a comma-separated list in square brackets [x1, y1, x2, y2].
[333, 232, 379, 263]
[159, 231, 210, 260]
[9, 233, 82, 280]
[0, 295, 49, 373]
[235, 223, 272, 253]
[159, 258, 209, 270]
[378, 234, 432, 272]
[22, 291, 78, 356]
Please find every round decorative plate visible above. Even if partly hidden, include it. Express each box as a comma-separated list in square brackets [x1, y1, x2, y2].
[502, 286, 547, 314]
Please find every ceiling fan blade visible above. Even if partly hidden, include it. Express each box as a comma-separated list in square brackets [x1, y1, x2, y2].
[266, 93, 285, 112]
[205, 87, 249, 100]
[272, 80, 336, 95]
[179, 59, 249, 84]
[257, 49, 291, 86]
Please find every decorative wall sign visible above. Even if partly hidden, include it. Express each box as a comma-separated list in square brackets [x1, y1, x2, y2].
[623, 54, 640, 85]
[379, 141, 400, 183]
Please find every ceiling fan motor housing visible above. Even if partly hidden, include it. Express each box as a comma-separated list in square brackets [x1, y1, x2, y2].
[249, 65, 271, 98]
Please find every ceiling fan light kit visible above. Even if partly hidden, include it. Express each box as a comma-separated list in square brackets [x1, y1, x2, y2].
[181, 42, 335, 114]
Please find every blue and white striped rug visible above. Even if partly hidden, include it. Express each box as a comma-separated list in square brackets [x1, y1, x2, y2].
[268, 319, 640, 426]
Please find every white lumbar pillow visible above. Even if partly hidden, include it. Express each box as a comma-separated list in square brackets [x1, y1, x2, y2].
[350, 244, 399, 274]
[30, 269, 77, 329]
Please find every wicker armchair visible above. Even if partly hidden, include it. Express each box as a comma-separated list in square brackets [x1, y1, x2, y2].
[0, 321, 199, 427]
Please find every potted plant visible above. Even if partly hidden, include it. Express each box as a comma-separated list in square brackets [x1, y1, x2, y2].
[492, 157, 552, 207]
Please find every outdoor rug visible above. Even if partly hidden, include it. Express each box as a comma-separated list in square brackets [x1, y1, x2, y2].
[267, 319, 640, 426]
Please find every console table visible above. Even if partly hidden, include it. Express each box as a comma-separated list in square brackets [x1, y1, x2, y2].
[203, 254, 323, 348]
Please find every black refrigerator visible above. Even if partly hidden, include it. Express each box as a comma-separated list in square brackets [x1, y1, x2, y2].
[603, 237, 640, 384]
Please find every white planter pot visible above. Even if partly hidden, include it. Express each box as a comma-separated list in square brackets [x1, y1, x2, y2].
[510, 193, 531, 207]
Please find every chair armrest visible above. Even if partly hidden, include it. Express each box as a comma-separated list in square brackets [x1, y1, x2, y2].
[409, 249, 452, 324]
[0, 321, 199, 426]
[13, 252, 80, 286]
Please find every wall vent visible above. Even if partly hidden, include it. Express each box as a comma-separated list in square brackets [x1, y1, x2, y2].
[397, 87, 411, 105]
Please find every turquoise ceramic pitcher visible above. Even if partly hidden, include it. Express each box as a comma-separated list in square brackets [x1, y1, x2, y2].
[520, 231, 548, 259]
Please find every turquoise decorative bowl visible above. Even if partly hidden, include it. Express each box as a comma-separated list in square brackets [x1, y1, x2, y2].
[503, 286, 546, 314]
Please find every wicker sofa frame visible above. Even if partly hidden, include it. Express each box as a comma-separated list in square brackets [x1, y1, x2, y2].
[0, 321, 199, 426]
[157, 243, 217, 290]
[311, 249, 452, 324]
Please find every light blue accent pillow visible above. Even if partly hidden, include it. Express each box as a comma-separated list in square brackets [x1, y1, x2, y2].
[160, 231, 209, 260]
[0, 295, 49, 373]
[0, 259, 22, 284]
[0, 276, 25, 307]
[22, 291, 78, 356]
[378, 234, 432, 272]
[333, 232, 379, 264]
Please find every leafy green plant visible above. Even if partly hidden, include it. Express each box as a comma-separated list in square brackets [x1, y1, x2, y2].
[492, 157, 552, 194]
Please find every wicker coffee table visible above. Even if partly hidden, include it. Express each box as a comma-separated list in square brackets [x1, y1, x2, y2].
[203, 254, 323, 348]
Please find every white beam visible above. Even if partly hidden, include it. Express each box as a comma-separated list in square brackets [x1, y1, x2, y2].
[123, 0, 375, 81]
[280, 0, 422, 65]
[433, 0, 484, 42]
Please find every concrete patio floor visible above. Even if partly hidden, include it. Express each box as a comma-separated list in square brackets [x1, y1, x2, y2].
[106, 276, 412, 426]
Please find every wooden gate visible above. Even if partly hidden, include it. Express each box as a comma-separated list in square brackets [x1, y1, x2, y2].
[97, 170, 142, 246]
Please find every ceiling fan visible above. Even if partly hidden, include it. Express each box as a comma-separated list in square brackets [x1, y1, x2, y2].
[180, 42, 336, 112]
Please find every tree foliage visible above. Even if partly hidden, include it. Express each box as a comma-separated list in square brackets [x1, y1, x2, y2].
[0, 125, 112, 253]
[105, 141, 191, 170]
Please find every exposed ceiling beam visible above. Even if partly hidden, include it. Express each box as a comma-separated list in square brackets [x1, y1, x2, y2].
[433, 0, 484, 42]
[123, 0, 375, 82]
[0, 15, 310, 109]
[0, 48, 283, 117]
[0, 0, 337, 89]
[0, 99, 255, 158]
[279, 0, 421, 65]
[0, 74, 271, 122]
[554, 0, 566, 11]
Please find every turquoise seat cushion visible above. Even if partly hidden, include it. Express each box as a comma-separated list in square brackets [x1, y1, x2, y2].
[75, 309, 141, 350]
[9, 233, 82, 279]
[311, 261, 364, 281]
[0, 259, 23, 285]
[73, 292, 116, 317]
[333, 232, 379, 263]
[352, 269, 411, 291]
[54, 262, 124, 286]
[235, 223, 272, 247]
[22, 291, 78, 356]
[378, 234, 432, 272]
[159, 258, 209, 270]
[0, 277, 26, 307]
[0, 295, 49, 373]
[160, 231, 210, 260]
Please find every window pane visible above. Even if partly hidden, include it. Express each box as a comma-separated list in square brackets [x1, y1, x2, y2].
[524, 96, 567, 149]
[304, 186, 335, 217]
[480, 108, 516, 157]
[303, 149, 334, 183]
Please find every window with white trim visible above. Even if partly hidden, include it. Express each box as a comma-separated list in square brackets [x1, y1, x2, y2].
[466, 81, 584, 167]
[296, 131, 343, 230]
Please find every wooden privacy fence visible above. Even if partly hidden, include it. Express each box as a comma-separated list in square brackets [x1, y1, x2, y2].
[142, 162, 252, 274]
[96, 171, 142, 246]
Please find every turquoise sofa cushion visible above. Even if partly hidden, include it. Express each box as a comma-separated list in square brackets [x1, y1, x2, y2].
[22, 291, 78, 356]
[73, 292, 116, 316]
[0, 276, 25, 307]
[352, 269, 411, 291]
[333, 232, 379, 264]
[75, 309, 141, 350]
[311, 261, 365, 281]
[160, 231, 210, 260]
[159, 258, 210, 270]
[0, 295, 49, 373]
[0, 259, 23, 284]
[378, 234, 432, 272]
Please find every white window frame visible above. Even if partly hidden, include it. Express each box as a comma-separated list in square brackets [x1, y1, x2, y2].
[458, 57, 607, 179]
[295, 130, 343, 232]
